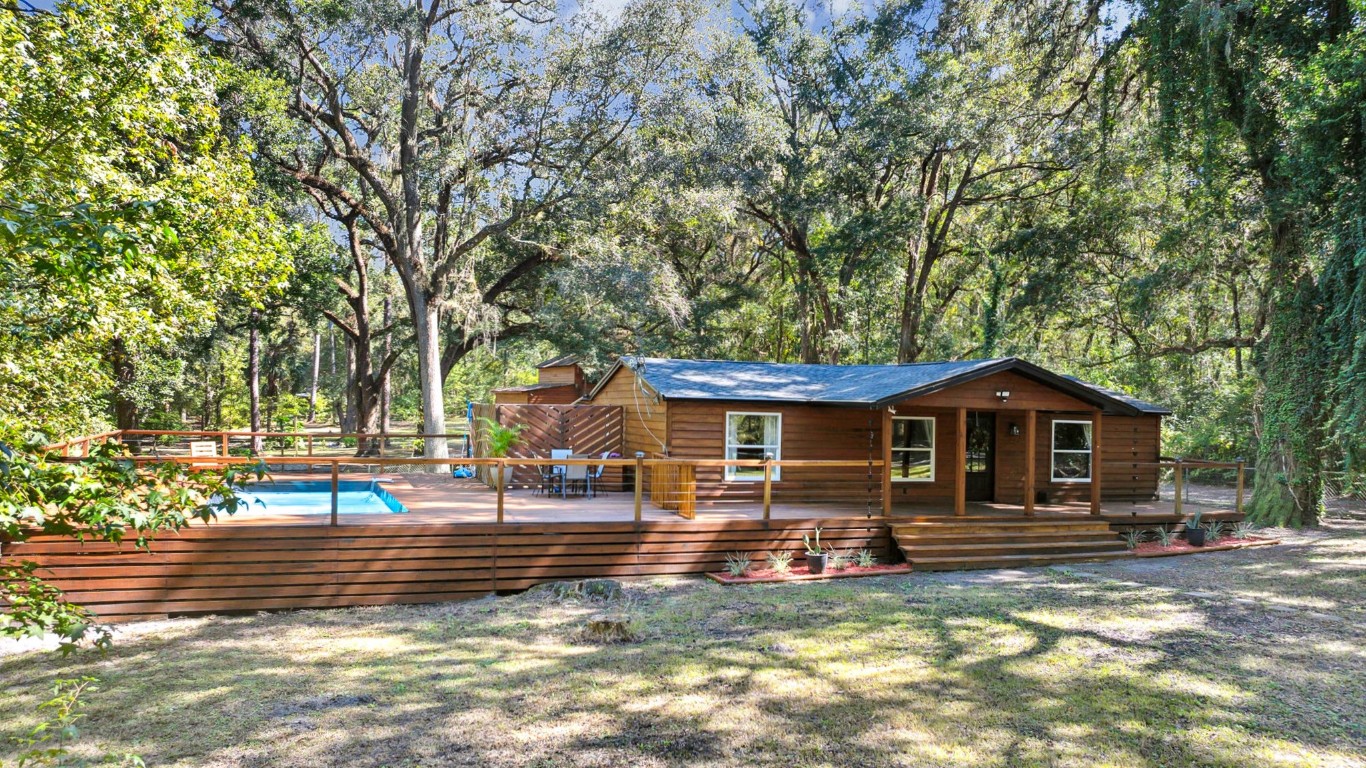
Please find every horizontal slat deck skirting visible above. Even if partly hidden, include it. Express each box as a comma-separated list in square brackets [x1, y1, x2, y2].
[5, 518, 894, 623]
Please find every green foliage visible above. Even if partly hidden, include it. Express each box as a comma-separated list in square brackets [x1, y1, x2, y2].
[855, 549, 878, 568]
[765, 551, 793, 574]
[1232, 521, 1259, 539]
[1153, 526, 1177, 547]
[801, 527, 823, 555]
[1205, 521, 1227, 542]
[0, 441, 261, 645]
[478, 419, 525, 459]
[4, 677, 144, 767]
[828, 549, 852, 571]
[1122, 529, 1145, 550]
[723, 552, 752, 577]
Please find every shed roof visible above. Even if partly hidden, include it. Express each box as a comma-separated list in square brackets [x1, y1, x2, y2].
[590, 357, 1169, 415]
[536, 354, 580, 369]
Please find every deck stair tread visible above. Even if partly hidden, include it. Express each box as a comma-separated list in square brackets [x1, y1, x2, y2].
[898, 540, 1128, 556]
[910, 551, 1134, 571]
[892, 516, 1132, 571]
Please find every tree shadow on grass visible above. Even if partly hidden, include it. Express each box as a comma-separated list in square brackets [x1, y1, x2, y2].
[0, 566, 1361, 767]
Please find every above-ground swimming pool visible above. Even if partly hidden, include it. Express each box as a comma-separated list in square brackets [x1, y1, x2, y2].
[233, 479, 408, 516]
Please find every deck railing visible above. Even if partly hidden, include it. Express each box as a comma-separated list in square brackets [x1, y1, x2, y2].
[38, 430, 1247, 522]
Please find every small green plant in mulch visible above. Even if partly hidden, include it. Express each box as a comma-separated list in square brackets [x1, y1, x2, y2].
[855, 549, 878, 568]
[1232, 520, 1259, 539]
[1153, 526, 1177, 547]
[724, 552, 752, 577]
[766, 551, 793, 574]
[1205, 520, 1227, 542]
[828, 549, 852, 571]
[1122, 529, 1145, 550]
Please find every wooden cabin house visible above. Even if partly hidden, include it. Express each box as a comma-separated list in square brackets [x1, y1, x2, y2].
[587, 357, 1169, 515]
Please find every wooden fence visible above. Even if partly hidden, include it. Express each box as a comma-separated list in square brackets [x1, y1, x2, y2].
[471, 404, 625, 487]
[6, 518, 895, 623]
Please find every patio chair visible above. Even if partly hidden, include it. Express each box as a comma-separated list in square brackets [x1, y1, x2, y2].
[188, 440, 220, 468]
[562, 461, 589, 498]
[547, 448, 573, 497]
[588, 451, 611, 497]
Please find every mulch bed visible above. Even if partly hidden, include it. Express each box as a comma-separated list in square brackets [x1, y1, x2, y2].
[1133, 536, 1279, 558]
[707, 563, 912, 585]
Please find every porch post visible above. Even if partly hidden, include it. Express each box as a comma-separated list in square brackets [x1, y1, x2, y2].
[881, 408, 892, 517]
[954, 407, 967, 516]
[1024, 410, 1036, 516]
[1090, 409, 1103, 515]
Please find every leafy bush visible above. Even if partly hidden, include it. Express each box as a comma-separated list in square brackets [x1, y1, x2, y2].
[6, 677, 143, 767]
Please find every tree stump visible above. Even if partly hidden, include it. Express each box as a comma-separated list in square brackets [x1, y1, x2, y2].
[580, 613, 638, 643]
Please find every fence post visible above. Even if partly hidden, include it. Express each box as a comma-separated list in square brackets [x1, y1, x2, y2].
[1236, 459, 1246, 515]
[762, 453, 773, 521]
[330, 462, 339, 527]
[1173, 458, 1184, 517]
[634, 452, 644, 522]
[221, 432, 230, 458]
[496, 458, 506, 524]
[307, 435, 314, 457]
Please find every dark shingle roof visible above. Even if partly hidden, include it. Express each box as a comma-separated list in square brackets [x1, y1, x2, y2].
[493, 382, 577, 393]
[1064, 377, 1171, 415]
[593, 356, 1168, 415]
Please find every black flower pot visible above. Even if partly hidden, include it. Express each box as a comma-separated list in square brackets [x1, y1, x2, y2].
[806, 552, 828, 574]
[1185, 527, 1206, 547]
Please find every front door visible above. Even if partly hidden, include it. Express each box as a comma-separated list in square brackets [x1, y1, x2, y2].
[965, 412, 995, 502]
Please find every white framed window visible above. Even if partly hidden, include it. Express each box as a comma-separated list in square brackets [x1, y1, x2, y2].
[725, 412, 781, 481]
[891, 416, 935, 482]
[1051, 419, 1093, 482]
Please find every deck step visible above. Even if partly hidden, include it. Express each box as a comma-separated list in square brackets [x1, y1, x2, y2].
[891, 531, 1121, 544]
[898, 540, 1129, 559]
[910, 550, 1134, 571]
[893, 524, 1113, 536]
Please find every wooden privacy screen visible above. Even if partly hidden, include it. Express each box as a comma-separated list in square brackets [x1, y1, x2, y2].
[5, 518, 893, 623]
[472, 404, 625, 487]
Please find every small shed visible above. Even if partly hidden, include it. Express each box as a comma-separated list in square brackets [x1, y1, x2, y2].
[493, 355, 586, 405]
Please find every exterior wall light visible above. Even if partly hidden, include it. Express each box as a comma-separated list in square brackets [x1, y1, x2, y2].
[995, 390, 1011, 402]
[1009, 423, 1021, 436]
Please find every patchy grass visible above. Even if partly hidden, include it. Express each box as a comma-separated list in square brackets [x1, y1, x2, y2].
[2, 523, 1363, 768]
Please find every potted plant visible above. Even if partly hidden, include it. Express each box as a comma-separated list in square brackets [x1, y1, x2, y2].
[1184, 508, 1206, 546]
[802, 528, 828, 574]
[478, 417, 525, 489]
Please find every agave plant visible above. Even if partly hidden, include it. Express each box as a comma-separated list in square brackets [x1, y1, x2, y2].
[1205, 521, 1227, 542]
[724, 552, 752, 577]
[766, 551, 794, 574]
[828, 549, 852, 571]
[855, 549, 878, 568]
[1122, 529, 1145, 550]
[1232, 520, 1259, 539]
[1153, 526, 1177, 547]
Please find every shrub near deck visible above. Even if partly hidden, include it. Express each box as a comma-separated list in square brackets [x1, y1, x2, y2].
[1, 523, 1362, 767]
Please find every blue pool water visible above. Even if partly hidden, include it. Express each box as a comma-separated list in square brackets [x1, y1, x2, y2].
[234, 480, 408, 516]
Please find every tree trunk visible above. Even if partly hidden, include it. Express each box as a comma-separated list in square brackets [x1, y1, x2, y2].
[1247, 221, 1324, 527]
[247, 312, 263, 453]
[308, 330, 321, 422]
[380, 296, 392, 441]
[107, 337, 139, 431]
[412, 292, 449, 463]
[341, 337, 357, 433]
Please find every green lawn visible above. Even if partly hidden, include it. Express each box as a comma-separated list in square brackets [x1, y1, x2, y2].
[2, 522, 1363, 768]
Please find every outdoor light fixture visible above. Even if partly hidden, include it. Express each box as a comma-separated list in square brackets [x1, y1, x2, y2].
[995, 390, 1011, 402]
[1009, 423, 1021, 436]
